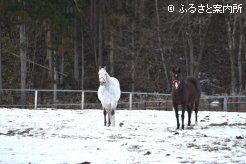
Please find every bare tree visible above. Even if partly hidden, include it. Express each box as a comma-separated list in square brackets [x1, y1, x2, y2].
[131, 29, 135, 92]
[155, 0, 170, 91]
[193, 15, 212, 78]
[225, 13, 238, 95]
[81, 29, 85, 90]
[109, 28, 114, 75]
[98, 0, 103, 66]
[74, 31, 79, 82]
[237, 13, 244, 93]
[46, 24, 53, 78]
[53, 50, 58, 104]
[60, 52, 65, 85]
[90, 0, 98, 67]
[130, 0, 137, 92]
[0, 22, 2, 91]
[18, 0, 27, 106]
[20, 23, 27, 106]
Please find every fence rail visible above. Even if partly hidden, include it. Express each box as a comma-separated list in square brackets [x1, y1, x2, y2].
[0, 89, 246, 112]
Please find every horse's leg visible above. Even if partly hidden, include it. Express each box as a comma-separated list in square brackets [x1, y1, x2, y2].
[187, 104, 193, 126]
[187, 105, 191, 126]
[103, 108, 107, 126]
[108, 104, 112, 126]
[194, 100, 199, 125]
[111, 102, 117, 127]
[111, 107, 115, 126]
[181, 104, 186, 129]
[108, 112, 111, 126]
[173, 105, 180, 129]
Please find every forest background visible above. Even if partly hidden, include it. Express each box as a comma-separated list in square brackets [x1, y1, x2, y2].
[0, 0, 246, 105]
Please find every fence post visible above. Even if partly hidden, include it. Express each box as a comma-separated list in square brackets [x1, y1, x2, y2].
[34, 90, 38, 110]
[144, 95, 147, 110]
[81, 91, 84, 110]
[129, 93, 132, 110]
[223, 96, 227, 112]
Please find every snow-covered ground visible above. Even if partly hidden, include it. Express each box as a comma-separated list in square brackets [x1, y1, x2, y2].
[0, 108, 245, 164]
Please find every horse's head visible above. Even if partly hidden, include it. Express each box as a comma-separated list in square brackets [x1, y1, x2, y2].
[98, 66, 108, 85]
[171, 67, 181, 89]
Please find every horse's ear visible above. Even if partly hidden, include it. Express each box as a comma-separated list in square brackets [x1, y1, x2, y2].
[177, 67, 181, 73]
[170, 70, 173, 78]
[104, 66, 106, 70]
[99, 66, 101, 70]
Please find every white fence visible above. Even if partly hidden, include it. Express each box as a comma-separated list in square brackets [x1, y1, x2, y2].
[0, 89, 246, 112]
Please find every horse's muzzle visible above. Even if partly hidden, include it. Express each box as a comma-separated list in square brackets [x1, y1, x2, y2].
[100, 81, 106, 85]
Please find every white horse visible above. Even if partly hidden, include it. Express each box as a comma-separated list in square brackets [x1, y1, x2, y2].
[97, 66, 121, 126]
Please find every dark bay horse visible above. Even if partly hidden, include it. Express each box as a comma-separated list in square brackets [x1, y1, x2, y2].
[171, 68, 201, 129]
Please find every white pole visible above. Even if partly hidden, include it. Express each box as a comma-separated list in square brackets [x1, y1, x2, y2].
[81, 91, 84, 110]
[129, 93, 132, 110]
[34, 90, 38, 110]
[223, 97, 227, 112]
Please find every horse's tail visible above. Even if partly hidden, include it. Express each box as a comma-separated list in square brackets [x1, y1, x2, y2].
[186, 77, 201, 97]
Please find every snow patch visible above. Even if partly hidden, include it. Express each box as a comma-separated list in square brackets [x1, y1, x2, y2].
[0, 108, 245, 163]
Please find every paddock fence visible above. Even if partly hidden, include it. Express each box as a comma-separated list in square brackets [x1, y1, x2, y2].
[0, 89, 245, 112]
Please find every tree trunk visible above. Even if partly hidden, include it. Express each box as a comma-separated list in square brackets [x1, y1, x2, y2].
[131, 34, 135, 92]
[53, 51, 58, 106]
[60, 53, 64, 85]
[225, 14, 238, 95]
[90, 0, 93, 29]
[98, 0, 103, 66]
[81, 28, 85, 90]
[187, 36, 194, 76]
[30, 25, 38, 86]
[131, 15, 135, 92]
[155, 0, 170, 91]
[238, 14, 243, 93]
[18, 0, 27, 107]
[183, 35, 189, 76]
[0, 23, 2, 91]
[194, 15, 211, 78]
[74, 36, 79, 82]
[20, 23, 27, 106]
[109, 29, 114, 76]
[47, 24, 53, 78]
[117, 0, 123, 42]
[92, 0, 98, 67]
[130, 0, 138, 93]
